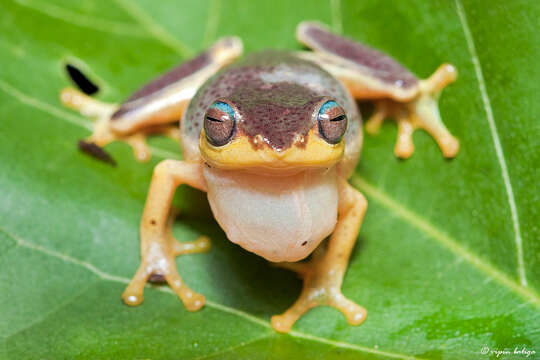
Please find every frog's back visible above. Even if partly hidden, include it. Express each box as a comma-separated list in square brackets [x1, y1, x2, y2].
[181, 50, 362, 176]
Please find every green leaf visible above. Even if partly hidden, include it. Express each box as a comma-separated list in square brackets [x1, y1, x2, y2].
[1, 0, 538, 359]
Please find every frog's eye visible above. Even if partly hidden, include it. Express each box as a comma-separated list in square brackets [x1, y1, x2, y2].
[317, 100, 347, 144]
[204, 101, 236, 146]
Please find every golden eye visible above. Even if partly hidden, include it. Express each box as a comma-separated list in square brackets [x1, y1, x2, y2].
[317, 100, 347, 144]
[204, 101, 236, 146]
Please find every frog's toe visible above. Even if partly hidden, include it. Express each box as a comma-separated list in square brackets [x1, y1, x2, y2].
[271, 292, 316, 333]
[164, 271, 206, 311]
[328, 292, 367, 325]
[171, 235, 211, 256]
[394, 117, 415, 159]
[365, 103, 387, 135]
[122, 265, 150, 306]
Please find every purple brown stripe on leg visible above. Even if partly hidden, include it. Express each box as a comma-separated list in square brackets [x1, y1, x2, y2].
[297, 21, 418, 89]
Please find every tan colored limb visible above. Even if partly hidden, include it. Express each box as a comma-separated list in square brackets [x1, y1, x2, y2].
[164, 206, 211, 257]
[271, 179, 368, 333]
[363, 64, 459, 159]
[409, 95, 459, 158]
[421, 63, 457, 94]
[365, 102, 387, 135]
[60, 88, 156, 162]
[395, 115, 415, 158]
[122, 160, 209, 311]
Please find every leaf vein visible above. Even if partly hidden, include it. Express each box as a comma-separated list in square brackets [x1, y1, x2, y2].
[192, 336, 271, 360]
[350, 175, 539, 308]
[0, 227, 420, 360]
[202, 0, 221, 47]
[111, 0, 194, 57]
[12, 0, 149, 38]
[454, 0, 527, 287]
[330, 0, 343, 34]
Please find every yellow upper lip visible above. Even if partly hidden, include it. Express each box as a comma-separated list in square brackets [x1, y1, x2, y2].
[199, 129, 344, 170]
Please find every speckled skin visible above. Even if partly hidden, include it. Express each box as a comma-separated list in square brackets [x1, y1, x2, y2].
[181, 51, 362, 176]
[303, 25, 418, 89]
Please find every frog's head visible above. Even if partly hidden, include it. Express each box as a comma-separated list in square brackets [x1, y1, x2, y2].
[198, 81, 347, 173]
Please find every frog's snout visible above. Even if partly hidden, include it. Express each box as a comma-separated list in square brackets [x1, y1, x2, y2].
[199, 129, 345, 172]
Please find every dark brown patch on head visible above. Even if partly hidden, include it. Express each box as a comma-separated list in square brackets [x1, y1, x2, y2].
[305, 25, 418, 88]
[228, 80, 323, 150]
[78, 140, 116, 166]
[301, 241, 307, 246]
[112, 52, 210, 120]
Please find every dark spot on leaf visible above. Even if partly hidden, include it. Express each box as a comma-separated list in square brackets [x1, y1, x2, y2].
[78, 140, 116, 166]
[65, 64, 99, 95]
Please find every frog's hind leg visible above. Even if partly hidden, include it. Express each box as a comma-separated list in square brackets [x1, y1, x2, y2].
[271, 179, 368, 333]
[60, 36, 243, 163]
[296, 21, 459, 159]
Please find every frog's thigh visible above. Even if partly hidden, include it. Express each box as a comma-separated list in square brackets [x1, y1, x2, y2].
[61, 37, 242, 162]
[296, 21, 459, 159]
[271, 179, 368, 333]
[122, 160, 209, 311]
[296, 21, 419, 101]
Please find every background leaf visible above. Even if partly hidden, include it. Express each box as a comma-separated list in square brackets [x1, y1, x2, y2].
[1, 0, 538, 359]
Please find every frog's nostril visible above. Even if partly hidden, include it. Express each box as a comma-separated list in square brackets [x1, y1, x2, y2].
[65, 64, 99, 95]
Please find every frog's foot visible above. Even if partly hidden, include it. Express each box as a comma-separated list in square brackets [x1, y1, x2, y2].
[60, 88, 154, 162]
[121, 246, 206, 311]
[366, 64, 459, 159]
[271, 257, 366, 333]
[121, 205, 210, 308]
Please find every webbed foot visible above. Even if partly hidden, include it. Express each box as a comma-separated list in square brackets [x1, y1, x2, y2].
[60, 88, 178, 162]
[271, 250, 366, 333]
[366, 64, 459, 159]
[122, 208, 211, 311]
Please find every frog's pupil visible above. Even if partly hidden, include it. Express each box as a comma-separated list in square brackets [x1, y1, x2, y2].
[206, 116, 223, 122]
[330, 114, 346, 122]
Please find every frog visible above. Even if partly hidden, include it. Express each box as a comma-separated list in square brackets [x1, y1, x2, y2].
[60, 21, 458, 333]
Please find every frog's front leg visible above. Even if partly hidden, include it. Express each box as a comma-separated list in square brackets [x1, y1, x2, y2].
[271, 179, 367, 333]
[296, 21, 459, 159]
[122, 160, 209, 311]
[60, 37, 242, 163]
